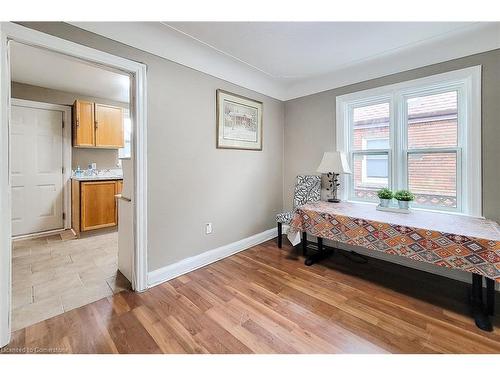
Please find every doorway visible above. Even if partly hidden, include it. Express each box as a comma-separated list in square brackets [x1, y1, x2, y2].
[0, 22, 148, 347]
[9, 40, 134, 331]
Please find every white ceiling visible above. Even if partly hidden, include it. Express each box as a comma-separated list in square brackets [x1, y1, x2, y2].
[10, 41, 130, 103]
[164, 22, 473, 79]
[70, 22, 500, 100]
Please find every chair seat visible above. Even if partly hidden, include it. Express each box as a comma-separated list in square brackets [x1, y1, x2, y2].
[276, 211, 294, 224]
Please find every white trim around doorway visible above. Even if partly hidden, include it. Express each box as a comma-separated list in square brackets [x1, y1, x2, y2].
[0, 22, 148, 347]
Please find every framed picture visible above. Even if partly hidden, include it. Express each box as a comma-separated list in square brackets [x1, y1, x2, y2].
[216, 89, 263, 150]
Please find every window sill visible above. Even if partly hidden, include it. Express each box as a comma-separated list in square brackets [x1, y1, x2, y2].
[346, 199, 485, 220]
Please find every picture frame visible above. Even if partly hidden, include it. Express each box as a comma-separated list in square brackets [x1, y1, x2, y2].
[216, 89, 263, 150]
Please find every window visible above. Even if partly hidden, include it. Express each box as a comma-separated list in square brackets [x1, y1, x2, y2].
[119, 109, 131, 159]
[336, 66, 482, 216]
[406, 91, 458, 210]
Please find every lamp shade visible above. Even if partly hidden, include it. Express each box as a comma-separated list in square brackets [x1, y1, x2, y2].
[316, 151, 352, 174]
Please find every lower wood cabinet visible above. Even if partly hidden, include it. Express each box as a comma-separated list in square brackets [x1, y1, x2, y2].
[72, 179, 122, 235]
[117, 180, 123, 194]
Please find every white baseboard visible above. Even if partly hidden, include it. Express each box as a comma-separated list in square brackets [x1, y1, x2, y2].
[148, 228, 277, 287]
[12, 228, 66, 241]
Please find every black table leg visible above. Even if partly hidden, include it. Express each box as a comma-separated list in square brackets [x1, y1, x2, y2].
[305, 236, 333, 266]
[302, 232, 307, 256]
[277, 223, 282, 248]
[471, 274, 493, 332]
[486, 277, 495, 316]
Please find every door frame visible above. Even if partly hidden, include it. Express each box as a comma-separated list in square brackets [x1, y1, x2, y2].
[0, 22, 149, 347]
[10, 98, 72, 233]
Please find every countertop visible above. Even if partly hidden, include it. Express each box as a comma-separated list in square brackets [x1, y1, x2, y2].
[71, 175, 123, 181]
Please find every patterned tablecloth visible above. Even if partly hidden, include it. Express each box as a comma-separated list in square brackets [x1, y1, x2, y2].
[288, 201, 500, 281]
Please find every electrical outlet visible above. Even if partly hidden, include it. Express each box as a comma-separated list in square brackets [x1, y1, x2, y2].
[205, 223, 213, 234]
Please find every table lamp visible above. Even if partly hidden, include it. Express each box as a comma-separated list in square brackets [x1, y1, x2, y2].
[317, 151, 352, 203]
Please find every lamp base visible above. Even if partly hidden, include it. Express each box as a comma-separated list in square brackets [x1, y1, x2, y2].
[327, 198, 341, 203]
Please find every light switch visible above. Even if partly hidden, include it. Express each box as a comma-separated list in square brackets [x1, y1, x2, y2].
[205, 223, 213, 234]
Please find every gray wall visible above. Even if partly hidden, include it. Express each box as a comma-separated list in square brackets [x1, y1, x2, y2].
[11, 82, 127, 169]
[284, 49, 500, 223]
[17, 22, 284, 272]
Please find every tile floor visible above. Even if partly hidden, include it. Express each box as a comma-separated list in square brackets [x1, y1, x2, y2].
[11, 229, 130, 331]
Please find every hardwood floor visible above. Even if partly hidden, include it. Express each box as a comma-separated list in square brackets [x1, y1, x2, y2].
[5, 239, 500, 353]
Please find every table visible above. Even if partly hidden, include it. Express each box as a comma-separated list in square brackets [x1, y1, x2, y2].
[288, 201, 500, 331]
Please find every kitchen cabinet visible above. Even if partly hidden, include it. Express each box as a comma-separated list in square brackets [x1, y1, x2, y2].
[116, 180, 123, 194]
[72, 100, 95, 147]
[95, 104, 124, 148]
[72, 100, 124, 149]
[72, 179, 122, 235]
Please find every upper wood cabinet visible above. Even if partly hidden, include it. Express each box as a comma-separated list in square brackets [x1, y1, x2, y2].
[73, 100, 95, 147]
[95, 104, 124, 148]
[72, 100, 124, 149]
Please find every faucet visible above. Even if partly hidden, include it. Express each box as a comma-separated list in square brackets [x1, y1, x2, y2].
[87, 163, 98, 176]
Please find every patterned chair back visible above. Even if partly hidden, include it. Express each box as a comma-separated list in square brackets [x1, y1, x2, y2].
[293, 175, 321, 209]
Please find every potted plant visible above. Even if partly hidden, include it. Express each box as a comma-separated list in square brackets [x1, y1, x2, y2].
[377, 188, 393, 207]
[394, 190, 415, 209]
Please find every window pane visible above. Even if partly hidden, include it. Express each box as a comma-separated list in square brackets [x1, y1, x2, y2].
[353, 102, 390, 151]
[119, 115, 132, 159]
[352, 153, 389, 202]
[366, 138, 389, 150]
[366, 157, 388, 178]
[408, 152, 457, 209]
[407, 91, 457, 149]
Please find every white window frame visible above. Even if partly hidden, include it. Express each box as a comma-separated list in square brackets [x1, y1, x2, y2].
[336, 66, 482, 217]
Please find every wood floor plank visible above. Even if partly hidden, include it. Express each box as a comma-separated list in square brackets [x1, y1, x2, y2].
[5, 239, 499, 353]
[107, 310, 162, 354]
[132, 305, 187, 354]
[162, 316, 209, 354]
[226, 279, 387, 353]
[206, 305, 291, 354]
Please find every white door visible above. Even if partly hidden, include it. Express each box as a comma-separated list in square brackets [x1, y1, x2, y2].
[11, 105, 64, 236]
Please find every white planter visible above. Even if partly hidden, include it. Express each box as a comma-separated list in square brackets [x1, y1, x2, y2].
[379, 198, 391, 207]
[397, 200, 410, 209]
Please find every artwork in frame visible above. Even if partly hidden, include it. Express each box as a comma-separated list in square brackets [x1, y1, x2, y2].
[216, 89, 263, 150]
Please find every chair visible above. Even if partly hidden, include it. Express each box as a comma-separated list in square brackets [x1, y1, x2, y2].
[276, 175, 321, 248]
